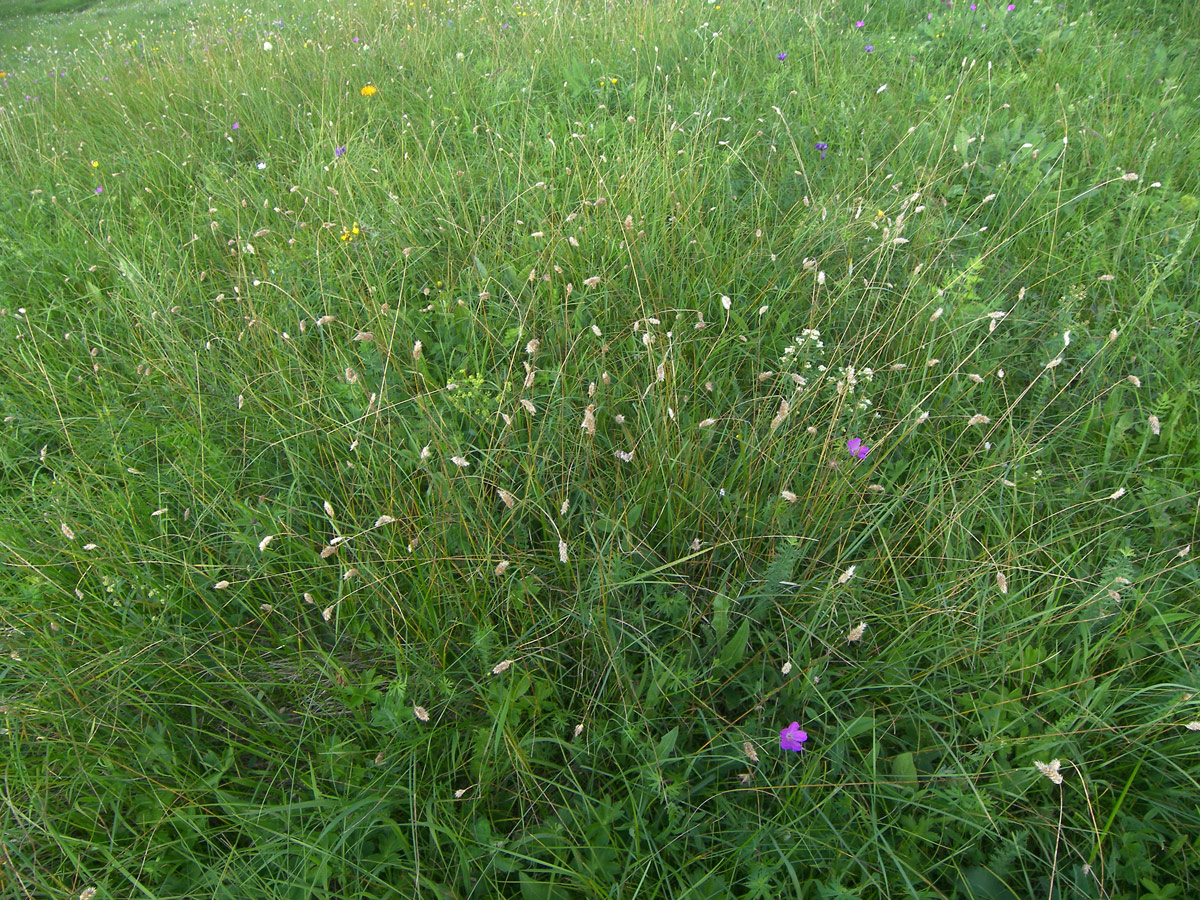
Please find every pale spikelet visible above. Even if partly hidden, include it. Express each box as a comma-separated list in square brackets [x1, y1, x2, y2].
[324, 500, 336, 518]
[591, 324, 602, 337]
[614, 414, 626, 425]
[420, 444, 431, 460]
[526, 338, 540, 356]
[316, 314, 336, 326]
[1109, 487, 1127, 500]
[699, 418, 717, 428]
[320, 544, 339, 558]
[837, 565, 856, 585]
[781, 660, 793, 675]
[213, 580, 231, 590]
[523, 363, 536, 389]
[915, 410, 929, 424]
[656, 361, 666, 382]
[560, 499, 570, 516]
[581, 404, 596, 435]
[846, 621, 868, 643]
[83, 543, 98, 551]
[1122, 171, 1139, 181]
[495, 559, 510, 576]
[559, 539, 569, 563]
[517, 398, 537, 417]
[454, 786, 470, 798]
[343, 567, 358, 581]
[374, 515, 396, 528]
[781, 490, 798, 503]
[743, 741, 760, 764]
[1044, 357, 1063, 369]
[412, 340, 423, 360]
[930, 306, 944, 322]
[583, 275, 601, 288]
[770, 398, 789, 431]
[413, 706, 430, 722]
[151, 508, 168, 517]
[996, 571, 1008, 594]
[1148, 415, 1161, 435]
[79, 890, 97, 900]
[1109, 329, 1119, 341]
[304, 592, 315, 604]
[451, 456, 470, 468]
[615, 449, 635, 462]
[1034, 759, 1064, 785]
[967, 414, 991, 426]
[967, 373, 984, 384]
[573, 722, 585, 738]
[1178, 545, 1191, 558]
[60, 523, 75, 540]
[1185, 722, 1200, 731]
[721, 295, 732, 310]
[353, 331, 374, 342]
[492, 659, 514, 675]
[258, 534, 275, 552]
[322, 604, 335, 622]
[817, 271, 826, 285]
[1018, 287, 1027, 302]
[497, 489, 516, 509]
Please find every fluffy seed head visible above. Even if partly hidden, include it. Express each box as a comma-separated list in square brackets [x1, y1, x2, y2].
[1034, 759, 1064, 785]
[413, 706, 430, 722]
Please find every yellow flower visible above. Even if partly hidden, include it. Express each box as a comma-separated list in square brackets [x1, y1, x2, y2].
[360, 85, 377, 96]
[91, 160, 99, 168]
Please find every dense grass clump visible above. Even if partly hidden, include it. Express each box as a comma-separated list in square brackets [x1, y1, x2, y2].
[1, 0, 1198, 897]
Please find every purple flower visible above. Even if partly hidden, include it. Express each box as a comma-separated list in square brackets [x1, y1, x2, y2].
[231, 121, 239, 130]
[335, 146, 346, 158]
[847, 437, 870, 460]
[777, 52, 787, 61]
[814, 141, 828, 159]
[969, 2, 977, 8]
[855, 19, 865, 28]
[865, 44, 874, 52]
[1007, 2, 1015, 8]
[780, 722, 808, 752]
[94, 186, 103, 194]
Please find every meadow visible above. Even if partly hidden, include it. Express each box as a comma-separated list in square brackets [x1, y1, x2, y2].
[0, 0, 1198, 897]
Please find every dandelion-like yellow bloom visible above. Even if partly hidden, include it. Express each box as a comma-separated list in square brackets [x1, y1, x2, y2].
[360, 84, 377, 96]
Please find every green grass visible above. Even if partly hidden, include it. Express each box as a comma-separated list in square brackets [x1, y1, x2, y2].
[1, 0, 1199, 897]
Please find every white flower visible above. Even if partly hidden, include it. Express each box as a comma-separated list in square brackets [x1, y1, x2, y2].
[781, 660, 793, 675]
[263, 41, 272, 51]
[1034, 759, 1064, 785]
[256, 161, 267, 170]
[258, 534, 275, 552]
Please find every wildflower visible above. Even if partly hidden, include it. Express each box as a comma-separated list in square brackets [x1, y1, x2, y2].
[777, 52, 787, 61]
[847, 621, 867, 642]
[779, 722, 808, 752]
[1034, 759, 1064, 785]
[492, 659, 514, 675]
[781, 660, 793, 675]
[1007, 3, 1016, 10]
[263, 41, 272, 51]
[94, 186, 103, 194]
[865, 44, 874, 52]
[855, 19, 865, 28]
[335, 146, 346, 158]
[846, 437, 870, 460]
[232, 121, 239, 130]
[814, 141, 828, 159]
[413, 706, 430, 722]
[360, 85, 377, 96]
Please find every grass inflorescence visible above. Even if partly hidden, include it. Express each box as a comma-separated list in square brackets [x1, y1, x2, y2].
[1, 0, 1198, 897]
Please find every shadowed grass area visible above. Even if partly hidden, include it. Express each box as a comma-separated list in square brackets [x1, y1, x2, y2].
[0, 0, 1198, 898]
[0, 0, 98, 21]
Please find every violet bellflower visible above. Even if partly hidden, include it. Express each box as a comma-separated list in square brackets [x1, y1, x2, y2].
[847, 438, 870, 460]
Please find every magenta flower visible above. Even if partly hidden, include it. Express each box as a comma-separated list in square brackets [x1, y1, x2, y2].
[231, 121, 239, 130]
[777, 51, 787, 60]
[847, 438, 870, 460]
[855, 19, 864, 28]
[1007, 2, 1015, 8]
[780, 722, 808, 752]
[94, 186, 103, 194]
